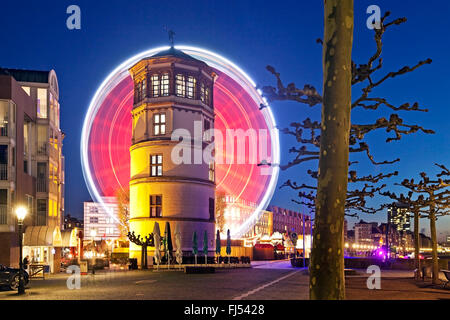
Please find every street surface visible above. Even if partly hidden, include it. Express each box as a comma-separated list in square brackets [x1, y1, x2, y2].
[0, 260, 449, 300]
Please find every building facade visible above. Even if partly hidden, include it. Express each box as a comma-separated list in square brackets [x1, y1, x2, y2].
[84, 197, 120, 241]
[388, 202, 411, 233]
[0, 68, 64, 269]
[268, 205, 312, 237]
[128, 47, 217, 262]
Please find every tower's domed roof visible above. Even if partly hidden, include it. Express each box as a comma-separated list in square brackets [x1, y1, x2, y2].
[149, 47, 200, 62]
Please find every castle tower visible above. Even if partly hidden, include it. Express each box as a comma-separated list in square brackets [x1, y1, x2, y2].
[128, 47, 216, 263]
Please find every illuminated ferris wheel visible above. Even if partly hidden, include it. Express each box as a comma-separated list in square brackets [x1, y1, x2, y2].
[81, 46, 280, 238]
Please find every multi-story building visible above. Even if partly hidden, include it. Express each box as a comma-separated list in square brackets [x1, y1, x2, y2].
[0, 68, 64, 270]
[222, 196, 272, 238]
[128, 46, 217, 264]
[388, 202, 411, 233]
[354, 220, 375, 245]
[84, 197, 120, 241]
[268, 205, 312, 237]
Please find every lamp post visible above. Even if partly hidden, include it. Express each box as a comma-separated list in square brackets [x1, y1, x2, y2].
[15, 206, 28, 295]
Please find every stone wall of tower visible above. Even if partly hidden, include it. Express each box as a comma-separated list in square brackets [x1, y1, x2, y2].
[128, 51, 216, 264]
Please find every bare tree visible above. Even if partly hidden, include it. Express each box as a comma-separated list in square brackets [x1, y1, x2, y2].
[263, 8, 433, 299]
[382, 164, 449, 284]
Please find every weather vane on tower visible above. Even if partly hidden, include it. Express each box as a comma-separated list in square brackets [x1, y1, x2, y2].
[164, 26, 176, 47]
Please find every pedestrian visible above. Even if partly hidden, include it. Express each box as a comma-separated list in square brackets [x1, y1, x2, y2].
[23, 255, 29, 271]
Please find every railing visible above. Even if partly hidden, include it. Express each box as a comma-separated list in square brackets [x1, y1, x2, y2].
[0, 164, 7, 180]
[37, 142, 48, 156]
[36, 212, 47, 226]
[0, 204, 7, 225]
[37, 178, 48, 192]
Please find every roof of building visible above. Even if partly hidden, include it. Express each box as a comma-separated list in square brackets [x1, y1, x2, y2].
[149, 46, 199, 61]
[0, 67, 50, 83]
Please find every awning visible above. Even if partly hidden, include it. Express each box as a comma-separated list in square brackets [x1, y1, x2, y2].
[23, 226, 62, 247]
[61, 229, 78, 247]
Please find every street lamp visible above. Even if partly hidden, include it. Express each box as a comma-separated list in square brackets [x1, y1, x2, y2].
[15, 206, 28, 295]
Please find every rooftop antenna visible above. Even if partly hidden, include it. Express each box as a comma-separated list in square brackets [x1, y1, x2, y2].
[163, 26, 175, 48]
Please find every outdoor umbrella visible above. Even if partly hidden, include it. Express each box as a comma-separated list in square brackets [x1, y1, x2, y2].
[226, 229, 232, 265]
[203, 230, 208, 265]
[174, 224, 183, 265]
[215, 230, 221, 264]
[153, 222, 161, 269]
[164, 222, 173, 268]
[192, 231, 198, 265]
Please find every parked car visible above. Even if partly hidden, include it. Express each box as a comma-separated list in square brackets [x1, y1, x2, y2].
[0, 264, 29, 290]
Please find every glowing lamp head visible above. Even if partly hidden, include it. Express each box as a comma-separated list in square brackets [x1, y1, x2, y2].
[15, 206, 28, 222]
[90, 229, 97, 238]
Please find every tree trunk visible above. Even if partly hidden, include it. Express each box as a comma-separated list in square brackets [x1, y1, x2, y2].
[429, 204, 439, 284]
[414, 210, 421, 278]
[310, 0, 354, 300]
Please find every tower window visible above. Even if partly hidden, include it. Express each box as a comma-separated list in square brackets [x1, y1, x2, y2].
[135, 79, 146, 103]
[150, 195, 162, 217]
[150, 154, 163, 177]
[161, 73, 170, 96]
[205, 87, 210, 105]
[153, 113, 166, 135]
[176, 74, 186, 97]
[208, 162, 215, 182]
[209, 198, 215, 221]
[204, 119, 211, 142]
[200, 83, 205, 103]
[187, 76, 196, 99]
[151, 74, 160, 97]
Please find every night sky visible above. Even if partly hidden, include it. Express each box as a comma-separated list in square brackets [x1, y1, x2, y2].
[1, 0, 449, 240]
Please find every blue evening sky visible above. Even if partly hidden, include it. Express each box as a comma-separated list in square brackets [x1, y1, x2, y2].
[0, 0, 448, 240]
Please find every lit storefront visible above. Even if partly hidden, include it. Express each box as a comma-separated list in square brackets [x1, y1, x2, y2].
[23, 226, 62, 273]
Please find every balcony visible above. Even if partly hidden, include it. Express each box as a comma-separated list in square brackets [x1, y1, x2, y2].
[37, 142, 48, 156]
[0, 164, 7, 180]
[37, 178, 48, 193]
[0, 204, 7, 225]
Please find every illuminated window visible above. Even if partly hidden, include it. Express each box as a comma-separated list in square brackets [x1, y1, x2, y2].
[208, 162, 215, 182]
[150, 154, 163, 177]
[176, 74, 186, 97]
[161, 73, 169, 96]
[151, 74, 160, 97]
[37, 88, 47, 118]
[204, 119, 211, 142]
[205, 87, 210, 105]
[200, 83, 205, 103]
[187, 76, 196, 99]
[150, 195, 162, 217]
[153, 113, 166, 135]
[22, 86, 30, 96]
